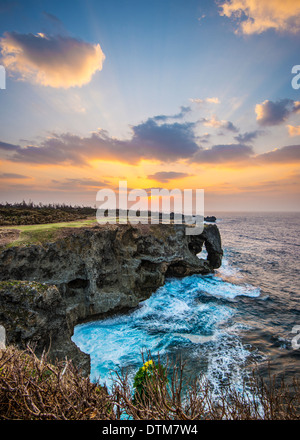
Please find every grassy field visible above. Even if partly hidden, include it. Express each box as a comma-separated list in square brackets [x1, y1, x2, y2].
[0, 218, 98, 248]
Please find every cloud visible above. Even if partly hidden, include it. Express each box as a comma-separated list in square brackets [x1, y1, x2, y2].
[191, 142, 300, 166]
[197, 133, 211, 144]
[234, 130, 265, 143]
[255, 144, 300, 163]
[51, 178, 108, 190]
[0, 113, 200, 165]
[0, 102, 298, 169]
[0, 141, 20, 151]
[220, 0, 300, 34]
[191, 143, 253, 164]
[147, 171, 192, 182]
[255, 99, 300, 126]
[190, 97, 220, 105]
[130, 118, 199, 161]
[287, 125, 300, 137]
[201, 115, 239, 132]
[0, 31, 105, 88]
[152, 106, 191, 122]
[0, 173, 29, 179]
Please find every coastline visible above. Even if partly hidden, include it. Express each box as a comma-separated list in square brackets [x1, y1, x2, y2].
[0, 222, 223, 375]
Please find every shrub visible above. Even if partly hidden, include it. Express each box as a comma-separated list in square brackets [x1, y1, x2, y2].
[133, 358, 168, 406]
[0, 345, 115, 420]
[1, 345, 300, 420]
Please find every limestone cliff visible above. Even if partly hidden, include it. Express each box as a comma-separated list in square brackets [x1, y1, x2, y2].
[0, 223, 222, 375]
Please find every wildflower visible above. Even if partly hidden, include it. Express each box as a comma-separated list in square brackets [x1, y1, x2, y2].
[133, 358, 167, 406]
[143, 360, 153, 369]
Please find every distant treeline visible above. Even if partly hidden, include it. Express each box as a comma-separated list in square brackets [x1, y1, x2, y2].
[0, 201, 96, 226]
[0, 201, 215, 226]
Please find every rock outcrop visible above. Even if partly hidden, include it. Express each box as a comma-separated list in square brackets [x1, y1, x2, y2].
[204, 216, 216, 223]
[0, 223, 222, 375]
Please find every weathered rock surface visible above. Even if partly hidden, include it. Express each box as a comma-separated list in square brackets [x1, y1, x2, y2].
[0, 223, 222, 375]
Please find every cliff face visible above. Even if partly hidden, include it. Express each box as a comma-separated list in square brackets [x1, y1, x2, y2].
[0, 223, 222, 375]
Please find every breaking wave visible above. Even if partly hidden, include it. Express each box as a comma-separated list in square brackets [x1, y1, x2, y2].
[72, 254, 261, 393]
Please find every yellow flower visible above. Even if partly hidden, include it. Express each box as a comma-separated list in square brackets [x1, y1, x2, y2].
[143, 360, 153, 369]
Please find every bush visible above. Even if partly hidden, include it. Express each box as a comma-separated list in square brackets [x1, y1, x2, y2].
[0, 345, 115, 420]
[1, 345, 300, 420]
[133, 359, 168, 406]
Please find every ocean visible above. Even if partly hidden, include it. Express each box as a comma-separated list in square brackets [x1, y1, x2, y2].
[72, 212, 300, 394]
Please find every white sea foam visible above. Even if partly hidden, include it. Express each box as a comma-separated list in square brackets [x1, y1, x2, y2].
[72, 252, 261, 392]
[174, 333, 217, 344]
[216, 255, 243, 280]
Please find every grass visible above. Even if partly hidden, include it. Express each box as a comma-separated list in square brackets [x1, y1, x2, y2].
[0, 214, 198, 249]
[1, 218, 98, 248]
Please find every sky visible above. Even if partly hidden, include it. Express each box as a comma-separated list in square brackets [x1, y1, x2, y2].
[0, 0, 300, 212]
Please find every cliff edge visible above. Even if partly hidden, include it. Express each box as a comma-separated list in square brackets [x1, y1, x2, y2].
[0, 223, 222, 375]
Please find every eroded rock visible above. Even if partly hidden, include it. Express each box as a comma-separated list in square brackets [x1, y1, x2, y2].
[0, 223, 222, 375]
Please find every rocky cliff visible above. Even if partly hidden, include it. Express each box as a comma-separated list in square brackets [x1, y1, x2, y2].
[0, 223, 222, 375]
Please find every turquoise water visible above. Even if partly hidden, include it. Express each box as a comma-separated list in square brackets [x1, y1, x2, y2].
[72, 253, 261, 392]
[72, 212, 300, 394]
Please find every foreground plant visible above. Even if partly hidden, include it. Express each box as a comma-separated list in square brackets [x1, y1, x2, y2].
[133, 358, 168, 406]
[0, 345, 115, 420]
[1, 345, 300, 420]
[113, 355, 300, 420]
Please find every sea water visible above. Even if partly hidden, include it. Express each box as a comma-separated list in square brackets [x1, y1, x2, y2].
[72, 212, 300, 393]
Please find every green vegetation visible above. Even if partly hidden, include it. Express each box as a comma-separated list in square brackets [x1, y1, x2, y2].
[133, 359, 167, 405]
[0, 201, 100, 248]
[1, 219, 98, 248]
[0, 201, 190, 249]
[0, 201, 96, 226]
[0, 280, 49, 294]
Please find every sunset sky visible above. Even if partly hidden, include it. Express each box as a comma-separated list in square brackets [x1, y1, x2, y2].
[0, 0, 300, 212]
